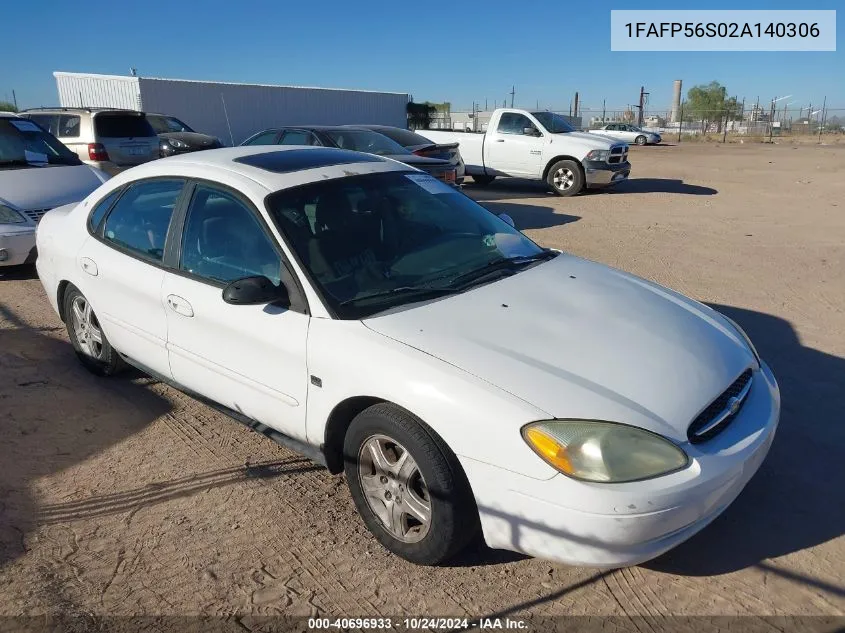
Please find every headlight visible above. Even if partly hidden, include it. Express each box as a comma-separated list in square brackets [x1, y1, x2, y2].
[718, 313, 761, 366]
[522, 420, 689, 483]
[0, 204, 27, 224]
[169, 138, 189, 149]
[585, 149, 610, 161]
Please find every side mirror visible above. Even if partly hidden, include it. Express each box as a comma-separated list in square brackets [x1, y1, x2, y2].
[498, 213, 515, 228]
[222, 275, 289, 306]
[523, 127, 540, 137]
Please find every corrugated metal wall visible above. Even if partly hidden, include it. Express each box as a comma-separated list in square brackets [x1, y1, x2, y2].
[137, 78, 409, 145]
[54, 73, 141, 110]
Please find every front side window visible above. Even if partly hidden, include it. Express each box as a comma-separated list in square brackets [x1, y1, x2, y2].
[267, 171, 546, 318]
[180, 185, 282, 285]
[497, 113, 534, 135]
[102, 179, 184, 261]
[243, 130, 279, 145]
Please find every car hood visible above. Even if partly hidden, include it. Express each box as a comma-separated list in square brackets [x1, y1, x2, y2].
[0, 164, 106, 212]
[363, 254, 755, 442]
[554, 131, 622, 150]
[159, 131, 219, 147]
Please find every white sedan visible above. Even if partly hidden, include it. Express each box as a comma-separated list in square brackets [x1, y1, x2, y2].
[1, 113, 108, 267]
[590, 123, 662, 145]
[35, 146, 779, 567]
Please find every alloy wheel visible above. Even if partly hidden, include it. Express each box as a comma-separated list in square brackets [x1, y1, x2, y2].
[553, 167, 575, 191]
[70, 295, 104, 359]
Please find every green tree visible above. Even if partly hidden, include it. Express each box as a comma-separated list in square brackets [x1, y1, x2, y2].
[407, 102, 436, 129]
[0, 101, 18, 112]
[686, 82, 732, 132]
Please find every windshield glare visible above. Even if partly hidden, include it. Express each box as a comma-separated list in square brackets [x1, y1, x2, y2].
[325, 130, 409, 156]
[530, 112, 575, 134]
[267, 171, 544, 317]
[0, 119, 82, 166]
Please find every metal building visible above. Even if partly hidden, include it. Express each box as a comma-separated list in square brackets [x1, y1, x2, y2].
[54, 72, 410, 145]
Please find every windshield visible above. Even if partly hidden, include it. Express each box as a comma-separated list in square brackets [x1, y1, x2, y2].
[530, 112, 575, 134]
[0, 118, 82, 167]
[267, 171, 546, 318]
[149, 115, 195, 134]
[324, 129, 410, 156]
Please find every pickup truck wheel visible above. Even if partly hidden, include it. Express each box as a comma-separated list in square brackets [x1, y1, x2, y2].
[472, 175, 496, 186]
[344, 403, 479, 565]
[635, 135, 647, 145]
[63, 285, 125, 376]
[547, 159, 583, 197]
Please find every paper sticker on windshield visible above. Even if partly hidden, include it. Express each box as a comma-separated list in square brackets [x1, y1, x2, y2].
[24, 150, 48, 163]
[10, 120, 42, 133]
[405, 173, 455, 195]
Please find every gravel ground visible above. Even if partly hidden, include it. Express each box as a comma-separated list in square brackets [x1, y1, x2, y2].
[1, 142, 843, 630]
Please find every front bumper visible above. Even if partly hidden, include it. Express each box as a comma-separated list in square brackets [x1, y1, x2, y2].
[462, 361, 780, 567]
[584, 160, 631, 188]
[0, 228, 37, 266]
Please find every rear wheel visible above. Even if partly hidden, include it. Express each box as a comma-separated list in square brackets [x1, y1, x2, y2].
[64, 286, 125, 376]
[344, 403, 479, 565]
[546, 159, 584, 197]
[472, 174, 496, 186]
[635, 135, 647, 145]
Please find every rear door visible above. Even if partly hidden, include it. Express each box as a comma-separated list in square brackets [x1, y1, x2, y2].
[93, 113, 159, 166]
[161, 182, 310, 440]
[485, 112, 545, 177]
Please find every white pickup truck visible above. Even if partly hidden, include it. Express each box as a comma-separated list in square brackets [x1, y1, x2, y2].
[420, 109, 631, 196]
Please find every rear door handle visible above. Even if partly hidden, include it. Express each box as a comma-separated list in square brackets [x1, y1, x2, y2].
[80, 257, 98, 276]
[166, 294, 194, 317]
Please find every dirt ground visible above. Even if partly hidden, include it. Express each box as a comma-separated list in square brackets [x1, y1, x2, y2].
[1, 142, 843, 630]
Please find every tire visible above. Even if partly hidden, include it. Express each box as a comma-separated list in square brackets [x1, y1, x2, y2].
[472, 174, 496, 186]
[344, 403, 479, 565]
[63, 285, 125, 376]
[546, 159, 584, 197]
[635, 135, 647, 145]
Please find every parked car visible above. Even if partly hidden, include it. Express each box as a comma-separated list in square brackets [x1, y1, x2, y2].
[241, 126, 457, 185]
[589, 123, 661, 145]
[36, 146, 779, 568]
[0, 113, 108, 267]
[419, 109, 630, 196]
[19, 107, 159, 175]
[353, 125, 465, 184]
[146, 113, 223, 157]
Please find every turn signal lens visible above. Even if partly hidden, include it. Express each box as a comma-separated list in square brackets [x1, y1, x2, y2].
[524, 427, 573, 474]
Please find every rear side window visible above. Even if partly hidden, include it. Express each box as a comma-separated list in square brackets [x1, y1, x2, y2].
[94, 114, 156, 138]
[27, 114, 59, 135]
[280, 130, 321, 146]
[375, 127, 432, 147]
[243, 130, 279, 145]
[88, 189, 122, 233]
[59, 115, 81, 138]
[103, 179, 184, 261]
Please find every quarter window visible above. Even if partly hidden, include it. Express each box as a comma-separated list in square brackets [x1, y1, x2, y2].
[102, 179, 184, 261]
[180, 185, 282, 285]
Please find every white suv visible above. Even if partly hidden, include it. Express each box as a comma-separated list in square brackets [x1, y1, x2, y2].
[20, 108, 159, 175]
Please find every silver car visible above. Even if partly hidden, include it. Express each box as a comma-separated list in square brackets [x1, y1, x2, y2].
[589, 123, 661, 145]
[19, 108, 159, 175]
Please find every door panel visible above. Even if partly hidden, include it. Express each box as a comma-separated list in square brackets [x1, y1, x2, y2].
[486, 113, 545, 177]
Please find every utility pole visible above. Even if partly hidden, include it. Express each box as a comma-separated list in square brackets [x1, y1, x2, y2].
[484, 99, 487, 111]
[602, 98, 606, 122]
[768, 97, 777, 143]
[677, 101, 684, 143]
[574, 91, 579, 117]
[819, 96, 827, 142]
[510, 85, 515, 108]
[637, 86, 648, 127]
[11, 90, 17, 110]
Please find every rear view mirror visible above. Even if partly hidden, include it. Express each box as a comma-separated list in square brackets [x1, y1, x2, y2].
[498, 213, 515, 228]
[222, 276, 289, 306]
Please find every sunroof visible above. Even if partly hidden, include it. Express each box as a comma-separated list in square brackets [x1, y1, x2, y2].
[233, 148, 385, 173]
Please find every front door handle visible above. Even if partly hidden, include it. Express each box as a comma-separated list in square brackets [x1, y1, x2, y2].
[495, 139, 505, 142]
[166, 294, 194, 317]
[80, 257, 98, 276]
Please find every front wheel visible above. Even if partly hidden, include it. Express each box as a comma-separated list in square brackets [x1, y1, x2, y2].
[635, 135, 647, 145]
[64, 285, 125, 376]
[344, 403, 479, 565]
[547, 159, 584, 197]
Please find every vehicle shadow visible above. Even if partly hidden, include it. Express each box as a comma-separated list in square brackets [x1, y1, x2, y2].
[0, 264, 38, 281]
[609, 178, 717, 195]
[0, 302, 171, 566]
[646, 304, 845, 577]
[476, 200, 580, 230]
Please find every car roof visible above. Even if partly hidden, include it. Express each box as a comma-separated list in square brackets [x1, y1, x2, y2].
[109, 146, 412, 192]
[20, 107, 145, 115]
[0, 112, 20, 118]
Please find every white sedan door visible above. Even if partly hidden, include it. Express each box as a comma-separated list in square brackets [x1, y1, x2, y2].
[161, 182, 310, 441]
[77, 178, 187, 376]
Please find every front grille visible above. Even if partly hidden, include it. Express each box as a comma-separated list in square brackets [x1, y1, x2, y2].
[23, 208, 50, 223]
[608, 145, 628, 164]
[687, 369, 753, 443]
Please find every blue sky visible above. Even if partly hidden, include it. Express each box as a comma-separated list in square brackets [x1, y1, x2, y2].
[3, 0, 841, 114]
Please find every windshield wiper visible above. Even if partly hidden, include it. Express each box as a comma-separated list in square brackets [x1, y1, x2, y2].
[446, 251, 557, 290]
[338, 285, 460, 307]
